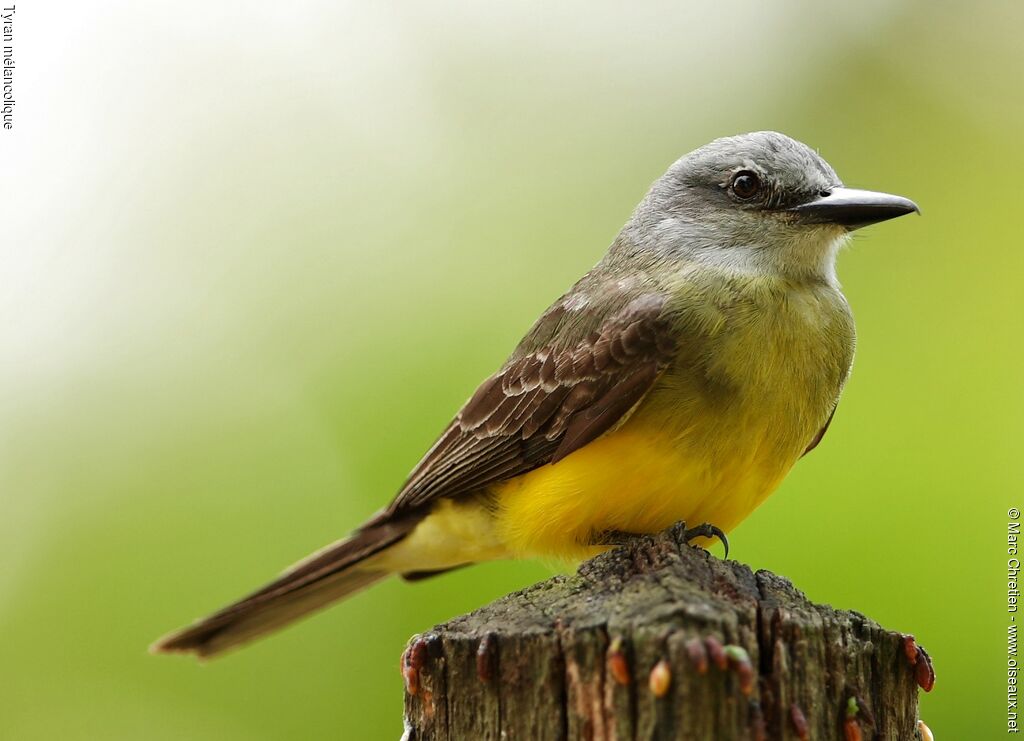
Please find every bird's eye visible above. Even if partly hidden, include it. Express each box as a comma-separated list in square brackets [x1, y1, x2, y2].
[730, 170, 762, 200]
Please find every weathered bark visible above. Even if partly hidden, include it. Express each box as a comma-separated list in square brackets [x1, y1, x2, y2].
[401, 523, 933, 740]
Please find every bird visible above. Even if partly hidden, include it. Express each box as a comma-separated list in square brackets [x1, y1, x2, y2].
[152, 131, 918, 658]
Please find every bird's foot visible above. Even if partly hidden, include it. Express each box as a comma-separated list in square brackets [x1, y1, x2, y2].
[591, 529, 643, 547]
[680, 522, 730, 560]
[591, 522, 729, 560]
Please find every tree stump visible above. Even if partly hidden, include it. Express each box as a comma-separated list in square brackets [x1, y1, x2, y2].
[401, 523, 934, 740]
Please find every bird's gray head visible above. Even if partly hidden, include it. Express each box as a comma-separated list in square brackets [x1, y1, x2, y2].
[621, 131, 918, 283]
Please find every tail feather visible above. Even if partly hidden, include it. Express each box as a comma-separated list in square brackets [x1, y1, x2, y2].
[151, 514, 420, 659]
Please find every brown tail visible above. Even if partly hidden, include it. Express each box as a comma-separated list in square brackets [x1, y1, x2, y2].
[151, 514, 420, 659]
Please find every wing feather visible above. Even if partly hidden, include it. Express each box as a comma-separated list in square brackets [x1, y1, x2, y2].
[380, 293, 676, 517]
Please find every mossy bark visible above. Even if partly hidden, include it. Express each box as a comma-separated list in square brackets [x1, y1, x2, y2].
[402, 523, 929, 740]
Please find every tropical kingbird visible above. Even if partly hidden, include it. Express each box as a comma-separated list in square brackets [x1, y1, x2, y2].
[153, 131, 918, 658]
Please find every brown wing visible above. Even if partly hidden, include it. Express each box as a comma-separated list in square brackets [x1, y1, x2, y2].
[381, 293, 676, 517]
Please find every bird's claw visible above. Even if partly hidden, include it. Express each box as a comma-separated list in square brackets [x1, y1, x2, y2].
[681, 522, 730, 560]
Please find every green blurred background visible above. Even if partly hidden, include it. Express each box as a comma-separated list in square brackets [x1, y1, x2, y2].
[2, 1, 1021, 738]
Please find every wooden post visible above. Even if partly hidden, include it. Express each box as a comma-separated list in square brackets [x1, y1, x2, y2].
[401, 523, 934, 740]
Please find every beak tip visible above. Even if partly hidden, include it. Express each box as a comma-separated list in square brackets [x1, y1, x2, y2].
[898, 196, 921, 217]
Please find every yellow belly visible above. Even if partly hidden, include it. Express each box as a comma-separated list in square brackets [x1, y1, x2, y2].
[491, 406, 800, 562]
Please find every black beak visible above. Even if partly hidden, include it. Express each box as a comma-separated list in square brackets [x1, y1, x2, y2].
[788, 187, 919, 230]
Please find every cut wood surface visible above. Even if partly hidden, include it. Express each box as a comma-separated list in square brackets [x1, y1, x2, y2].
[401, 523, 933, 740]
